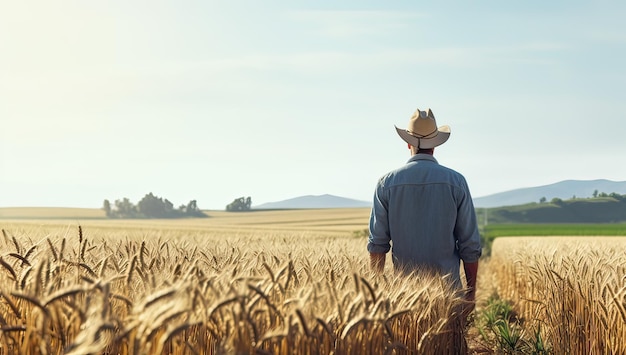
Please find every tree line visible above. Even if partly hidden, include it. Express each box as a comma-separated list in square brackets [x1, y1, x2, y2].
[226, 197, 252, 211]
[102, 193, 207, 218]
[538, 190, 626, 205]
[486, 191, 626, 223]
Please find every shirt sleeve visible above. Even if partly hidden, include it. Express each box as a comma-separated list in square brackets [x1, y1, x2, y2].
[367, 178, 391, 254]
[454, 178, 482, 262]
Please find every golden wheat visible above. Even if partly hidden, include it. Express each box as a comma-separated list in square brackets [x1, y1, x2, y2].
[0, 219, 467, 354]
[488, 237, 626, 354]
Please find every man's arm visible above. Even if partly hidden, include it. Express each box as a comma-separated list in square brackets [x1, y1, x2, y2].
[454, 177, 481, 302]
[367, 179, 391, 273]
[463, 261, 479, 302]
[370, 253, 386, 273]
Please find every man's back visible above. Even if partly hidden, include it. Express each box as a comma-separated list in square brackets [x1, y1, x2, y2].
[368, 153, 481, 287]
[368, 107, 481, 350]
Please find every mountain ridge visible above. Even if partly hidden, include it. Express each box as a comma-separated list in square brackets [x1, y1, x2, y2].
[473, 179, 626, 208]
[252, 180, 626, 210]
[253, 194, 371, 209]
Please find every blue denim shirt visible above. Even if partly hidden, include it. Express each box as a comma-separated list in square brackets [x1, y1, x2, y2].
[368, 154, 482, 287]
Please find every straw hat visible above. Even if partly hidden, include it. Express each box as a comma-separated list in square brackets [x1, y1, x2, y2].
[395, 108, 451, 149]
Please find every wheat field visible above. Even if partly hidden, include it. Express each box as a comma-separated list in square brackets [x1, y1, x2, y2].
[3, 209, 626, 354]
[486, 237, 626, 354]
[0, 209, 469, 354]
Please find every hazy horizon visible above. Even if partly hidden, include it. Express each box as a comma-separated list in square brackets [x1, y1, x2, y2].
[2, 1, 626, 210]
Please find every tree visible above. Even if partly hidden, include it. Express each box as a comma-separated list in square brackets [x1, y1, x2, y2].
[226, 196, 252, 211]
[102, 199, 112, 217]
[551, 197, 564, 206]
[115, 198, 137, 218]
[184, 200, 205, 217]
[105, 194, 206, 218]
[186, 200, 197, 213]
[165, 199, 174, 210]
[539, 197, 546, 204]
[593, 189, 599, 198]
[138, 193, 169, 218]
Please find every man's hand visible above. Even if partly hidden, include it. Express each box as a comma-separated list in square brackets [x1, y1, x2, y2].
[462, 288, 476, 321]
[462, 261, 479, 322]
[370, 253, 385, 273]
[464, 288, 476, 303]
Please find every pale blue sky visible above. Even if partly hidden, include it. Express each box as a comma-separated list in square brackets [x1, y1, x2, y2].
[1, 1, 625, 210]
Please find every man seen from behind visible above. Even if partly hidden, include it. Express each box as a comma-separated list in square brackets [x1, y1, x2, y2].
[367, 107, 482, 311]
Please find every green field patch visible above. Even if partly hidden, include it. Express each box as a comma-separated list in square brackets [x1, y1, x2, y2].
[484, 223, 626, 237]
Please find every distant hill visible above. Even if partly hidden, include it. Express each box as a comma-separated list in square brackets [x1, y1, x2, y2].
[254, 194, 372, 209]
[473, 179, 626, 208]
[485, 196, 626, 224]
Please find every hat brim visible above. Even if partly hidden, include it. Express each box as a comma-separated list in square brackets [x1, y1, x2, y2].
[395, 125, 450, 149]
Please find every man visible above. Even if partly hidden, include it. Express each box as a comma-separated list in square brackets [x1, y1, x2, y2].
[367, 107, 481, 307]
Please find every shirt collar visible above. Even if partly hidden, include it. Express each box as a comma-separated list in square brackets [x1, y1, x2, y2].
[407, 153, 438, 164]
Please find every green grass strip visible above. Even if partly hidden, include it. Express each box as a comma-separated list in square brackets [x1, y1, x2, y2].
[483, 223, 626, 238]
